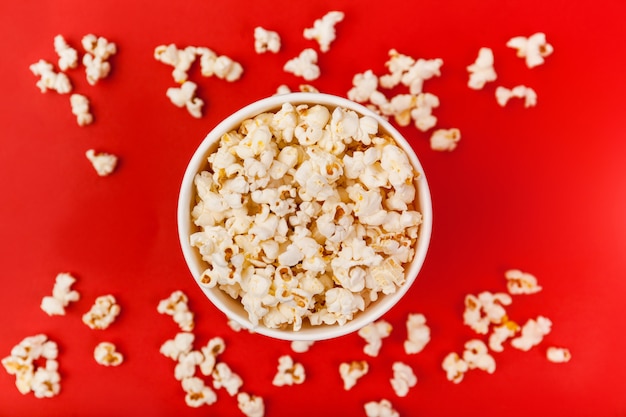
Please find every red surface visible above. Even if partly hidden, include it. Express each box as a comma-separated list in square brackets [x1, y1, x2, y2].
[1, 0, 625, 416]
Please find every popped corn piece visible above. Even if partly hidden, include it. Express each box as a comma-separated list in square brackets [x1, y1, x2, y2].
[380, 49, 416, 89]
[410, 92, 440, 131]
[53, 35, 78, 71]
[339, 360, 369, 390]
[70, 94, 93, 126]
[31, 359, 61, 398]
[291, 340, 314, 353]
[175, 350, 203, 380]
[390, 362, 417, 397]
[463, 339, 495, 374]
[442, 352, 468, 384]
[505, 269, 542, 295]
[82, 295, 120, 329]
[488, 319, 520, 352]
[467, 47, 497, 90]
[166, 80, 204, 118]
[86, 149, 118, 176]
[82, 34, 117, 86]
[303, 11, 344, 53]
[401, 58, 444, 95]
[463, 291, 512, 334]
[254, 27, 281, 54]
[511, 316, 552, 351]
[272, 355, 305, 386]
[546, 347, 571, 363]
[160, 332, 195, 361]
[40, 272, 80, 316]
[347, 69, 379, 103]
[212, 362, 243, 396]
[364, 399, 399, 417]
[283, 48, 320, 81]
[182, 376, 217, 407]
[157, 290, 195, 331]
[93, 342, 123, 366]
[358, 320, 392, 357]
[275, 84, 292, 95]
[238, 392, 266, 417]
[154, 44, 197, 83]
[430, 128, 461, 152]
[199, 337, 225, 375]
[495, 85, 537, 108]
[29, 59, 72, 94]
[404, 313, 431, 354]
[506, 32, 553, 68]
[196, 47, 244, 82]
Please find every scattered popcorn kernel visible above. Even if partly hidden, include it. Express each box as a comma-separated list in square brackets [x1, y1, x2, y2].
[511, 316, 552, 351]
[29, 59, 72, 94]
[347, 69, 379, 103]
[175, 350, 203, 380]
[154, 44, 197, 83]
[237, 392, 266, 417]
[284, 48, 320, 81]
[40, 272, 80, 316]
[364, 399, 399, 417]
[463, 339, 495, 374]
[339, 360, 369, 390]
[196, 47, 244, 82]
[467, 47, 497, 90]
[199, 337, 225, 376]
[506, 32, 554, 68]
[463, 291, 512, 334]
[358, 320, 393, 357]
[82, 34, 117, 85]
[495, 85, 537, 108]
[442, 352, 468, 384]
[505, 269, 542, 295]
[488, 319, 520, 352]
[160, 332, 195, 361]
[70, 94, 93, 126]
[254, 27, 281, 54]
[303, 11, 344, 53]
[546, 347, 572, 363]
[430, 128, 461, 152]
[166, 80, 204, 118]
[182, 376, 217, 407]
[212, 362, 243, 396]
[272, 355, 305, 386]
[404, 313, 431, 354]
[82, 294, 121, 330]
[390, 362, 417, 397]
[291, 340, 314, 353]
[54, 35, 78, 71]
[93, 342, 123, 366]
[380, 49, 416, 89]
[86, 149, 118, 176]
[157, 290, 195, 331]
[30, 359, 61, 398]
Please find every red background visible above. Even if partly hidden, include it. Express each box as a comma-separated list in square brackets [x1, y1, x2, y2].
[1, 0, 625, 416]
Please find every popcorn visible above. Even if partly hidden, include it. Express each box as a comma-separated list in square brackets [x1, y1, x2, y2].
[175, 350, 203, 380]
[197, 47, 244, 82]
[401, 58, 444, 95]
[462, 339, 495, 374]
[40, 272, 80, 316]
[488, 319, 520, 352]
[467, 47, 497, 90]
[29, 59, 72, 94]
[272, 355, 305, 386]
[390, 362, 417, 397]
[199, 337, 225, 375]
[82, 34, 117, 85]
[154, 44, 198, 83]
[86, 149, 118, 176]
[93, 342, 123, 366]
[339, 360, 369, 390]
[404, 313, 431, 354]
[1, 334, 60, 397]
[347, 70, 379, 103]
[157, 290, 195, 331]
[463, 291, 512, 334]
[507, 32, 554, 68]
[181, 376, 217, 407]
[254, 27, 281, 54]
[430, 128, 461, 152]
[303, 11, 344, 53]
[358, 320, 392, 357]
[505, 269, 542, 295]
[160, 332, 195, 361]
[495, 85, 537, 108]
[54, 35, 78, 71]
[212, 362, 243, 395]
[70, 94, 93, 126]
[283, 48, 320, 81]
[511, 316, 552, 351]
[82, 294, 121, 330]
[441, 352, 468, 384]
[546, 347, 572, 363]
[238, 392, 265, 417]
[291, 340, 314, 353]
[364, 399, 399, 417]
[166, 80, 204, 118]
[380, 49, 416, 89]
